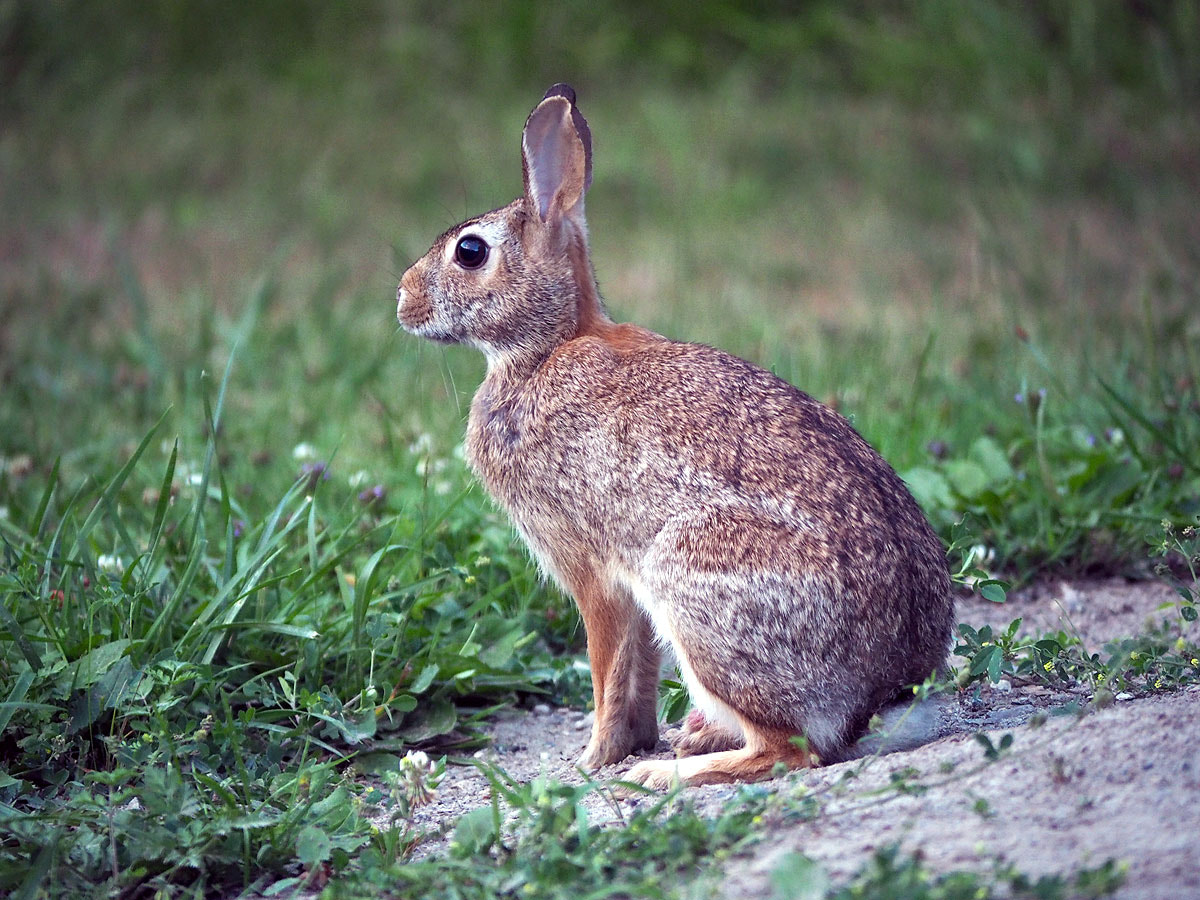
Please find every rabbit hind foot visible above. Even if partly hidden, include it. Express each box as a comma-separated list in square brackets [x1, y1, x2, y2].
[625, 725, 814, 789]
[670, 709, 743, 757]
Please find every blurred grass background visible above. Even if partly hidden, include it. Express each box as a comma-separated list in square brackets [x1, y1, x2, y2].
[3, 4, 1196, 418]
[4, 0, 1199, 571]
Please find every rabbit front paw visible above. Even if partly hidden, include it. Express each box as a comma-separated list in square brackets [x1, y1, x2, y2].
[578, 719, 659, 769]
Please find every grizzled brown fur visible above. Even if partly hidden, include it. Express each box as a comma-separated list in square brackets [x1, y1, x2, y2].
[396, 84, 953, 788]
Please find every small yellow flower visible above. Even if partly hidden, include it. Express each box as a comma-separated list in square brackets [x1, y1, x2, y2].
[1129, 651, 1140, 661]
[1191, 658, 1199, 667]
[1043, 661, 1054, 671]
[1155, 679, 1164, 689]
[464, 574, 477, 585]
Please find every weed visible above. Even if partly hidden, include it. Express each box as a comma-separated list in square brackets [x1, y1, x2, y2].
[953, 604, 1200, 697]
[337, 773, 767, 899]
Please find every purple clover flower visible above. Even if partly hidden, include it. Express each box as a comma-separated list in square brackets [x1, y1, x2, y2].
[358, 484, 386, 505]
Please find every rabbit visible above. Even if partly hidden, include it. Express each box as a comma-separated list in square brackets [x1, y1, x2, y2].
[396, 84, 954, 789]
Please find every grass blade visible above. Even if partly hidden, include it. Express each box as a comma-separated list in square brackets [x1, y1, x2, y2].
[68, 409, 170, 562]
[28, 457, 60, 542]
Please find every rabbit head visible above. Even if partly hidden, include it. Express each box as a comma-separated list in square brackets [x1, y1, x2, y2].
[397, 84, 608, 370]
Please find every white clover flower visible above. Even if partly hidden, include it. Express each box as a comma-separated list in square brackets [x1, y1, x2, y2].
[401, 750, 432, 773]
[97, 554, 125, 575]
[348, 469, 371, 488]
[408, 433, 435, 456]
[292, 442, 318, 461]
[0, 454, 32, 478]
[967, 544, 996, 569]
[415, 456, 448, 478]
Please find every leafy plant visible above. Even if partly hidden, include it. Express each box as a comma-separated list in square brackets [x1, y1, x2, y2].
[954, 605, 1200, 697]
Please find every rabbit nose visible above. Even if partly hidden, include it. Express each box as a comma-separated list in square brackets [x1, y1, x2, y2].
[396, 267, 417, 320]
[396, 268, 434, 331]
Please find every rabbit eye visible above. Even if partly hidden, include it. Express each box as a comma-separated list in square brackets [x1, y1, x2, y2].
[454, 235, 489, 269]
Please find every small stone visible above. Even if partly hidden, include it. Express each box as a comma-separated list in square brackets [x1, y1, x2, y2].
[1116, 692, 1133, 701]
[573, 717, 590, 731]
[994, 679, 1012, 693]
[532, 703, 551, 715]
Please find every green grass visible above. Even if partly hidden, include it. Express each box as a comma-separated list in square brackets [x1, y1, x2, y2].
[2, 1, 1199, 896]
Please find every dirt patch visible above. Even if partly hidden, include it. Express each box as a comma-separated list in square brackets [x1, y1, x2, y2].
[397, 579, 1199, 897]
[721, 689, 1200, 899]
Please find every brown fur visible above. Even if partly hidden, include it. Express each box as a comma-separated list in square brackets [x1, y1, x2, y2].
[396, 84, 954, 787]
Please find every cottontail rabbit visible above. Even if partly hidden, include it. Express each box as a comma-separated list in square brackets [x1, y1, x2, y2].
[397, 84, 953, 788]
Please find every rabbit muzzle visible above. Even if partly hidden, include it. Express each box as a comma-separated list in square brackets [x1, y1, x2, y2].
[396, 266, 457, 343]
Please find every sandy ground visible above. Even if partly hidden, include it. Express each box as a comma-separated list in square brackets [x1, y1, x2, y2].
[394, 578, 1199, 898]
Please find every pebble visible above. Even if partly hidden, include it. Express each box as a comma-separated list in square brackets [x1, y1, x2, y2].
[533, 703, 551, 715]
[994, 679, 1013, 693]
[1116, 692, 1133, 701]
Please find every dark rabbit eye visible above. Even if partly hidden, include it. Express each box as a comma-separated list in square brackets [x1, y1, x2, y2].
[454, 235, 489, 269]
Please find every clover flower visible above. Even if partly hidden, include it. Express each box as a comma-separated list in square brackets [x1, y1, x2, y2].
[300, 461, 330, 490]
[358, 484, 386, 505]
[97, 554, 125, 575]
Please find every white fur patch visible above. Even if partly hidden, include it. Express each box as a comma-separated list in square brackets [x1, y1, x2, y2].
[612, 564, 745, 741]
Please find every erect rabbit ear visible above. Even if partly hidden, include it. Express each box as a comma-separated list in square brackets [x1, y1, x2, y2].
[522, 83, 592, 224]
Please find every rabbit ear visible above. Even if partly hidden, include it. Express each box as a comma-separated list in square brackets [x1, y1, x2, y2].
[522, 84, 592, 225]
